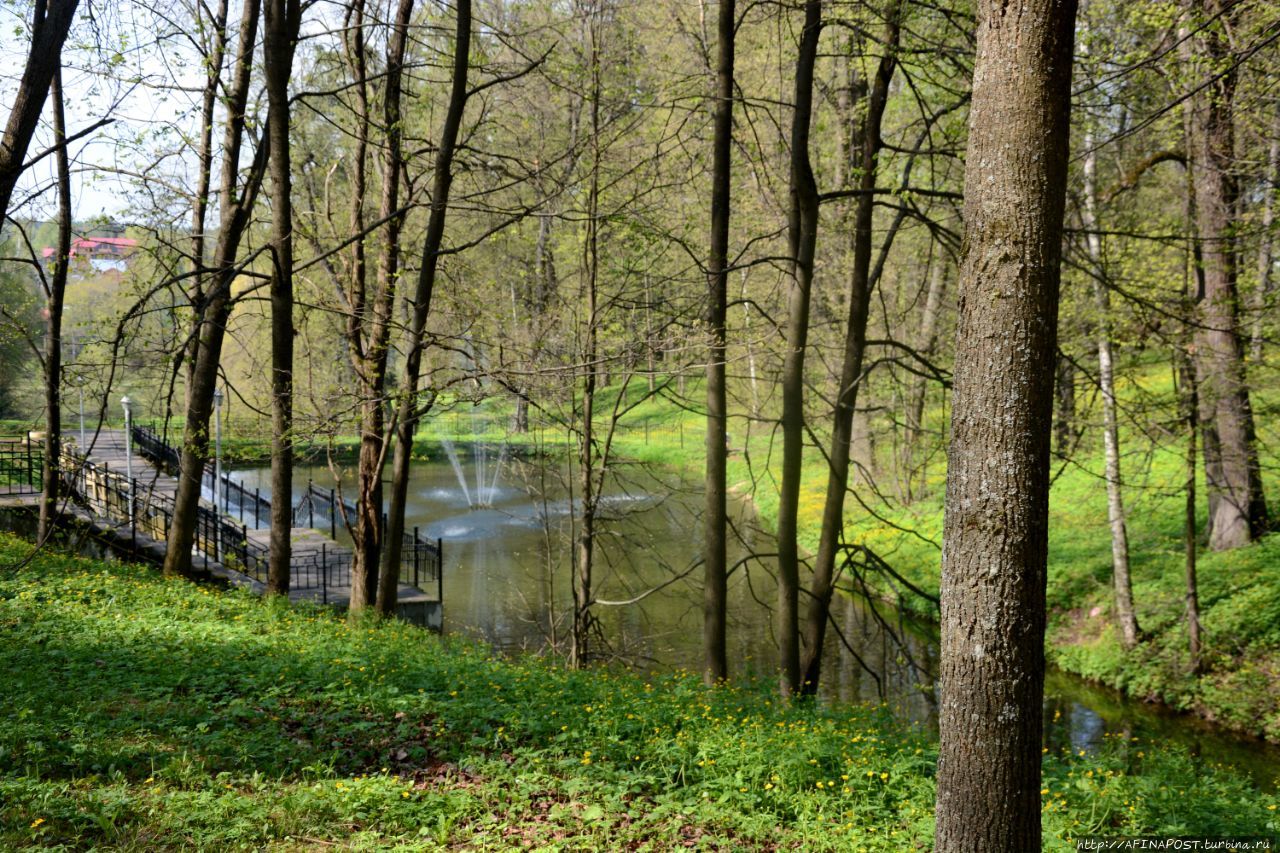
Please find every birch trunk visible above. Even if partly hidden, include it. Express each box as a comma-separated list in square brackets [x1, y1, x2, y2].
[1082, 126, 1140, 648]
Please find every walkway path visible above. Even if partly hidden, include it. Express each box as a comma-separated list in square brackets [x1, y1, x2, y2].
[64, 428, 439, 617]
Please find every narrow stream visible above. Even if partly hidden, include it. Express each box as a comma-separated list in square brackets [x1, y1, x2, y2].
[229, 451, 1280, 792]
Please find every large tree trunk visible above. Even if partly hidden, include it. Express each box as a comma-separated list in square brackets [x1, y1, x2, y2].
[1187, 0, 1269, 550]
[774, 0, 821, 699]
[799, 0, 899, 696]
[378, 0, 470, 613]
[263, 0, 301, 595]
[163, 0, 266, 580]
[0, 0, 80, 223]
[702, 0, 734, 686]
[38, 69, 70, 544]
[370, 0, 416, 615]
[1082, 124, 1139, 648]
[933, 0, 1077, 846]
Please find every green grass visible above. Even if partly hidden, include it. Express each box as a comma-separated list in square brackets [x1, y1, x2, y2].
[535, 366, 1280, 745]
[1, 534, 1276, 849]
[17, 361, 1277, 748]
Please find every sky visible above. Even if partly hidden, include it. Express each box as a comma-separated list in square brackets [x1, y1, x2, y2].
[0, 0, 209, 224]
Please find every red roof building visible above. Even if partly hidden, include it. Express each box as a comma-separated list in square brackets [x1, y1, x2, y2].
[41, 236, 138, 261]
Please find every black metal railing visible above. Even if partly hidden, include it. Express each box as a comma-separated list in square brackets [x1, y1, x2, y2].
[0, 437, 41, 495]
[127, 425, 442, 600]
[400, 527, 444, 601]
[132, 425, 181, 473]
[56, 446, 262, 577]
[133, 426, 355, 535]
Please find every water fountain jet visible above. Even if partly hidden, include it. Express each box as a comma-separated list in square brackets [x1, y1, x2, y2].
[440, 433, 507, 509]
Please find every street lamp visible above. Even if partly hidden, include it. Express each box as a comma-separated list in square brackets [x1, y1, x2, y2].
[78, 376, 85, 450]
[120, 395, 134, 527]
[71, 335, 85, 450]
[213, 386, 224, 515]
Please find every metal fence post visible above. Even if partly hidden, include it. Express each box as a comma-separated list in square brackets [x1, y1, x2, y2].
[254, 488, 260, 527]
[437, 537, 443, 602]
[413, 525, 420, 587]
[321, 544, 327, 604]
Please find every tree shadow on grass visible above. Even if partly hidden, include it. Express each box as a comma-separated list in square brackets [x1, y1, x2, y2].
[0, 605, 469, 788]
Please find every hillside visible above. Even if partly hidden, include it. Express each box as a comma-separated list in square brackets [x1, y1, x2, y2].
[0, 534, 1276, 848]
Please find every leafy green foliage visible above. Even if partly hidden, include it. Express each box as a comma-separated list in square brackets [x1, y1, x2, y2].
[0, 534, 1275, 848]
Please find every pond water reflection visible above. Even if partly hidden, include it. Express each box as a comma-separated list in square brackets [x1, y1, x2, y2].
[229, 452, 1280, 791]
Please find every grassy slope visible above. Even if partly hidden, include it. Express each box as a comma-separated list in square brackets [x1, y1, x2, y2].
[16, 365, 1274, 744]
[600, 371, 1280, 744]
[1, 535, 1276, 849]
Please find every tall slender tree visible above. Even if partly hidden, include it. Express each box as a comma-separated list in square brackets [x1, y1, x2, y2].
[163, 0, 268, 580]
[378, 0, 472, 612]
[799, 0, 901, 695]
[370, 0, 418, 615]
[182, 0, 230, 410]
[263, 0, 302, 595]
[1081, 111, 1140, 648]
[703, 0, 735, 686]
[1250, 118, 1278, 363]
[775, 0, 822, 699]
[933, 0, 1077, 846]
[37, 69, 71, 544]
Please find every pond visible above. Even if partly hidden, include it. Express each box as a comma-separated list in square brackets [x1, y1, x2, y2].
[229, 449, 1280, 792]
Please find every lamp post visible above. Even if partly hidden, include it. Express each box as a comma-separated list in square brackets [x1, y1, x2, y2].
[121, 395, 134, 527]
[72, 336, 85, 450]
[213, 386, 224, 515]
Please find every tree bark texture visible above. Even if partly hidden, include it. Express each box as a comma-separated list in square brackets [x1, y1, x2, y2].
[1187, 0, 1269, 550]
[0, 0, 80, 223]
[933, 0, 1077, 846]
[264, 0, 301, 595]
[702, 0, 734, 686]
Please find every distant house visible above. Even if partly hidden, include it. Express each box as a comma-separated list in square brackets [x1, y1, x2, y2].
[42, 236, 139, 271]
